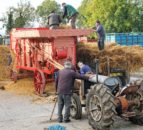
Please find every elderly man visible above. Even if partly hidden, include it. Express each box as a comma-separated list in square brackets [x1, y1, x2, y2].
[62, 3, 78, 28]
[55, 61, 88, 123]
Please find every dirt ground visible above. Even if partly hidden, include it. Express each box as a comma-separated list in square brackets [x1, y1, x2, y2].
[0, 87, 143, 130]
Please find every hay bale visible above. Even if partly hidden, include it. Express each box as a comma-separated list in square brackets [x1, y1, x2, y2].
[32, 95, 57, 104]
[5, 78, 34, 95]
[5, 78, 56, 103]
[59, 24, 72, 29]
[77, 43, 143, 74]
[0, 46, 12, 80]
[0, 46, 18, 81]
[5, 78, 55, 96]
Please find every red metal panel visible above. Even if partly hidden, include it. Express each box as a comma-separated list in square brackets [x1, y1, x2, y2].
[23, 39, 27, 66]
[16, 66, 54, 74]
[10, 28, 93, 81]
[26, 39, 31, 67]
[11, 30, 17, 53]
[17, 66, 36, 71]
[53, 37, 76, 65]
[12, 29, 94, 38]
[15, 28, 49, 31]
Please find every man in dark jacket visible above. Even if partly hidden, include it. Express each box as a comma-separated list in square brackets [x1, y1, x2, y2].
[62, 3, 78, 29]
[93, 20, 105, 50]
[47, 10, 62, 29]
[55, 61, 88, 123]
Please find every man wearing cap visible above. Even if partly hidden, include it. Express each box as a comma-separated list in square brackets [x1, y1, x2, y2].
[55, 61, 89, 123]
[62, 3, 78, 29]
[77, 61, 92, 75]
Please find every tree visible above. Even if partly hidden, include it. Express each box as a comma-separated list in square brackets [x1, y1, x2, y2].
[3, 0, 35, 32]
[14, 13, 26, 28]
[78, 0, 143, 33]
[36, 0, 61, 26]
[5, 8, 14, 33]
[13, 0, 35, 28]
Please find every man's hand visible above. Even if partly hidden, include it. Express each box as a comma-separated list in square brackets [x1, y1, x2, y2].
[89, 75, 95, 79]
[84, 73, 95, 80]
[85, 73, 93, 77]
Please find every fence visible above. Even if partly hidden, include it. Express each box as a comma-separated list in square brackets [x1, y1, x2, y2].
[106, 33, 143, 47]
[0, 35, 10, 45]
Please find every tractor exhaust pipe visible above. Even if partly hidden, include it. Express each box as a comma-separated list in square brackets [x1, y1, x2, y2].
[95, 59, 99, 83]
[107, 56, 110, 76]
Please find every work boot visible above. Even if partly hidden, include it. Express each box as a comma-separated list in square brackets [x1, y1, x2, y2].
[58, 117, 63, 123]
[64, 119, 71, 123]
[58, 120, 63, 123]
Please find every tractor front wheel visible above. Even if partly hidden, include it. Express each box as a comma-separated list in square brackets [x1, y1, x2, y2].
[70, 93, 82, 119]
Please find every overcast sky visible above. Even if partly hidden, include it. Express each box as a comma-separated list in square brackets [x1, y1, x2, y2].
[0, 0, 82, 34]
[0, 0, 82, 17]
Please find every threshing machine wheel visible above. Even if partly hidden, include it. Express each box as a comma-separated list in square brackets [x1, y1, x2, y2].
[86, 84, 116, 130]
[126, 87, 143, 125]
[10, 70, 18, 83]
[70, 93, 82, 119]
[34, 69, 46, 96]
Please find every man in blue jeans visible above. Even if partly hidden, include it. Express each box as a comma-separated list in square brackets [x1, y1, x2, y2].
[93, 20, 105, 50]
[55, 61, 89, 123]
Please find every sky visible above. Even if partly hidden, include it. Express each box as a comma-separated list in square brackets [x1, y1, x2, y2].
[0, 0, 82, 17]
[0, 0, 82, 34]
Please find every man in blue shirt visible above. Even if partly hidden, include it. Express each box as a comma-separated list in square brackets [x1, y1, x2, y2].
[93, 20, 105, 50]
[77, 61, 92, 75]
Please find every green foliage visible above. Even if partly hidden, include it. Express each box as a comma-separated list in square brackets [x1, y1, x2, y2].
[36, 0, 61, 26]
[6, 10, 14, 33]
[78, 0, 143, 33]
[14, 15, 26, 28]
[4, 0, 35, 32]
[13, 0, 35, 28]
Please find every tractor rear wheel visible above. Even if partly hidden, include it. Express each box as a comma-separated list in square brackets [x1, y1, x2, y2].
[34, 69, 46, 96]
[70, 93, 82, 119]
[86, 84, 116, 130]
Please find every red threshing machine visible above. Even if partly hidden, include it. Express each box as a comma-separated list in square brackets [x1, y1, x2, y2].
[10, 28, 94, 95]
[10, 28, 143, 130]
